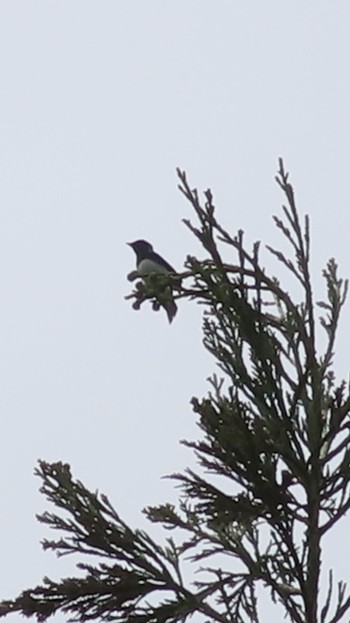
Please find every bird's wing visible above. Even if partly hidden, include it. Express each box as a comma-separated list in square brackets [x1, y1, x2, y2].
[152, 252, 176, 272]
[138, 253, 175, 275]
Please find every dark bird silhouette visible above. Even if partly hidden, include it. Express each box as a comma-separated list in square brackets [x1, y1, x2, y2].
[128, 240, 177, 323]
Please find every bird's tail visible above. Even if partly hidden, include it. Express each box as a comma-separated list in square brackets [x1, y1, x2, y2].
[164, 300, 177, 324]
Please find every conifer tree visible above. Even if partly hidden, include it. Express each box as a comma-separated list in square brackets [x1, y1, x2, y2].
[1, 160, 350, 623]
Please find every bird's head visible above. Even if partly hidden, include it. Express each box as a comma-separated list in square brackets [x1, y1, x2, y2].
[128, 240, 154, 256]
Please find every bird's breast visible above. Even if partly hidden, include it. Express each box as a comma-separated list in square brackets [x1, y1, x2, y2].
[138, 258, 169, 275]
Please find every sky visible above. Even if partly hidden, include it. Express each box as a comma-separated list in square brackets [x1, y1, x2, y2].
[0, 2, 350, 621]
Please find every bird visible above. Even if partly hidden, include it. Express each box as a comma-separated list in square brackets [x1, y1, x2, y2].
[128, 239, 177, 323]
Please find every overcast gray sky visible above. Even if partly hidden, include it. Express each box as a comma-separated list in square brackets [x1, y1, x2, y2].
[1, 2, 350, 621]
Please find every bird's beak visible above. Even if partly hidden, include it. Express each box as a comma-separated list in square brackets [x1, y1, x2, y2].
[127, 242, 133, 247]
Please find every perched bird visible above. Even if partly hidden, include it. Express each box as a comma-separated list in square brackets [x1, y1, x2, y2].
[128, 239, 177, 323]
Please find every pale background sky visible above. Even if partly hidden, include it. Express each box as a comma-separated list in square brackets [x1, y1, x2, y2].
[1, 2, 350, 621]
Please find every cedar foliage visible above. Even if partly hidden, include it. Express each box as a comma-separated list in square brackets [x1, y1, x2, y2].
[1, 160, 350, 623]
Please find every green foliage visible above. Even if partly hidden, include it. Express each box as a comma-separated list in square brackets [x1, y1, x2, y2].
[1, 160, 350, 623]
